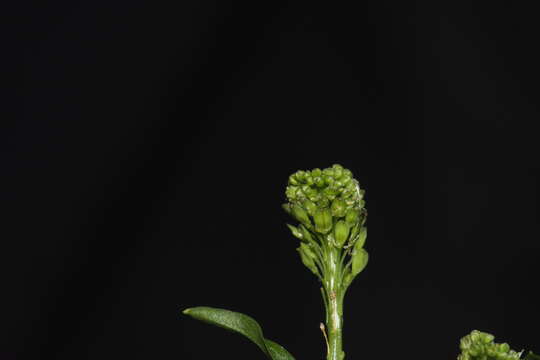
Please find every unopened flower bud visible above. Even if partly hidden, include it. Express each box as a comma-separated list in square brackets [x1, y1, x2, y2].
[303, 199, 317, 216]
[286, 224, 303, 240]
[300, 225, 314, 242]
[323, 175, 334, 186]
[331, 199, 347, 218]
[353, 227, 367, 250]
[334, 220, 350, 248]
[288, 175, 299, 186]
[296, 170, 307, 182]
[323, 187, 338, 201]
[348, 223, 360, 244]
[285, 187, 296, 200]
[292, 204, 310, 225]
[282, 203, 292, 215]
[297, 243, 318, 276]
[317, 197, 330, 208]
[323, 168, 334, 176]
[351, 248, 368, 276]
[332, 164, 343, 178]
[314, 208, 332, 234]
[345, 209, 359, 226]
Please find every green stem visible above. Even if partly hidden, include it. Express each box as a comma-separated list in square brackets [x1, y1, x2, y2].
[324, 247, 345, 360]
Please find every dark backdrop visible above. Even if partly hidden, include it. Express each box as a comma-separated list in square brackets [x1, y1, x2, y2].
[7, 1, 540, 359]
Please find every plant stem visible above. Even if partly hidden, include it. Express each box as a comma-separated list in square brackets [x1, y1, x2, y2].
[324, 247, 345, 360]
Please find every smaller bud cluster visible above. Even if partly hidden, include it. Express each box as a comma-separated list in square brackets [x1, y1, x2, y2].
[458, 331, 522, 360]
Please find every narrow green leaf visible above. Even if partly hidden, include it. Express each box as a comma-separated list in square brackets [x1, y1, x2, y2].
[266, 339, 296, 360]
[183, 306, 295, 360]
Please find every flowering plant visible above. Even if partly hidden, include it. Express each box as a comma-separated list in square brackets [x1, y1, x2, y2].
[183, 165, 538, 360]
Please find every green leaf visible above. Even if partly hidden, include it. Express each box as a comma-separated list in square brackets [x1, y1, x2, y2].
[525, 352, 540, 360]
[266, 339, 296, 360]
[183, 306, 295, 360]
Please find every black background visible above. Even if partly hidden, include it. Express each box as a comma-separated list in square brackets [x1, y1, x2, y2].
[8, 1, 540, 359]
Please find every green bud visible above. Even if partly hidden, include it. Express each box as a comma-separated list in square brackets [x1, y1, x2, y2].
[288, 175, 299, 185]
[296, 170, 307, 182]
[298, 243, 318, 276]
[317, 197, 330, 208]
[292, 204, 310, 225]
[352, 248, 369, 276]
[331, 199, 347, 218]
[312, 168, 322, 177]
[300, 242, 316, 259]
[353, 227, 367, 250]
[345, 209, 359, 226]
[303, 199, 317, 216]
[300, 225, 314, 242]
[286, 224, 303, 240]
[323, 187, 338, 201]
[304, 186, 317, 198]
[285, 187, 296, 200]
[314, 176, 325, 188]
[343, 272, 353, 288]
[314, 208, 333, 234]
[282, 203, 292, 215]
[334, 220, 350, 248]
[332, 164, 343, 178]
[323, 174, 334, 186]
[348, 223, 360, 244]
[307, 193, 320, 202]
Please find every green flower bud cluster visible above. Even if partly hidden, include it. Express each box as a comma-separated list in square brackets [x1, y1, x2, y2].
[283, 164, 368, 286]
[285, 164, 365, 213]
[458, 331, 522, 360]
